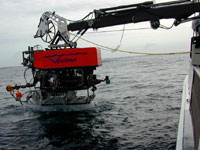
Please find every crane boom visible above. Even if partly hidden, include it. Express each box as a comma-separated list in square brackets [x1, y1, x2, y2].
[67, 1, 200, 31]
[34, 0, 200, 47]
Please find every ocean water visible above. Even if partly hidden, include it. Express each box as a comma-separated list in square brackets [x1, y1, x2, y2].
[0, 54, 189, 150]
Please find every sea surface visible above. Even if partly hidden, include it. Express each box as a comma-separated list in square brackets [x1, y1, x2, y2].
[0, 54, 189, 150]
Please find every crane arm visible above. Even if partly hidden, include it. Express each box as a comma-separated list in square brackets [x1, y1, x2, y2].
[67, 1, 200, 31]
[34, 0, 200, 46]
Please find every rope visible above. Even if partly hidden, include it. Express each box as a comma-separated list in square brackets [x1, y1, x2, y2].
[69, 32, 190, 55]
[85, 27, 151, 34]
[52, 21, 190, 55]
[116, 24, 125, 50]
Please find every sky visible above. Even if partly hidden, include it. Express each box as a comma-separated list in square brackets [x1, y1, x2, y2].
[0, 0, 194, 67]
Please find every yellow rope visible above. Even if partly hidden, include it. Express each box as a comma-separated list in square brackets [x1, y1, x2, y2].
[70, 32, 190, 55]
[53, 21, 190, 55]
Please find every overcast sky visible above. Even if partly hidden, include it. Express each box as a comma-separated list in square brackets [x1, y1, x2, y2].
[0, 0, 193, 67]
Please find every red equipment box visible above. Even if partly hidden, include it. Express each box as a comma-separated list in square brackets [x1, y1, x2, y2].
[33, 47, 101, 69]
